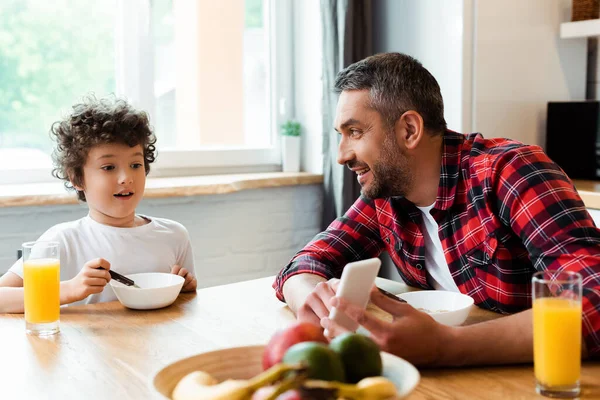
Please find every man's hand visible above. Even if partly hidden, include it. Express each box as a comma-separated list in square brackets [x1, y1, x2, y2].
[320, 286, 451, 366]
[171, 264, 197, 292]
[63, 258, 112, 304]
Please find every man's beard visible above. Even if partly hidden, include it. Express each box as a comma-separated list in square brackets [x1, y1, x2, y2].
[361, 135, 413, 199]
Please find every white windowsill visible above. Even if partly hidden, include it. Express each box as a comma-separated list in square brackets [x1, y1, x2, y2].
[0, 172, 324, 208]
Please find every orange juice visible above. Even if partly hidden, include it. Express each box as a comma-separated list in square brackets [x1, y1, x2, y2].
[533, 297, 581, 387]
[23, 258, 60, 324]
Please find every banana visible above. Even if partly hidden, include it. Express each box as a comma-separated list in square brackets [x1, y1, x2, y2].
[172, 363, 305, 400]
[355, 377, 398, 399]
[303, 376, 397, 400]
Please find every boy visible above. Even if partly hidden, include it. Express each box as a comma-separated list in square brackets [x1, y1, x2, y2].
[0, 96, 197, 312]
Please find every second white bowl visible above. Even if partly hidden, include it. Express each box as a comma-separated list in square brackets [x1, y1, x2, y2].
[397, 290, 474, 326]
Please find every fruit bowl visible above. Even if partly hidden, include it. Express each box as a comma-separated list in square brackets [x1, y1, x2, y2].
[153, 345, 420, 399]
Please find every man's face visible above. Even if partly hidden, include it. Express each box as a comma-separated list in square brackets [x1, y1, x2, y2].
[334, 90, 413, 199]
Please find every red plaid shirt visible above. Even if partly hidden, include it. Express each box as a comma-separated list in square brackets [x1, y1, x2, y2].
[274, 131, 600, 358]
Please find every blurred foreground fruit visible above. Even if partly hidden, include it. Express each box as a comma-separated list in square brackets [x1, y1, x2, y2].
[250, 386, 277, 400]
[275, 389, 302, 400]
[329, 333, 383, 383]
[263, 322, 328, 370]
[172, 363, 304, 400]
[282, 342, 346, 382]
[304, 376, 397, 400]
[252, 387, 303, 400]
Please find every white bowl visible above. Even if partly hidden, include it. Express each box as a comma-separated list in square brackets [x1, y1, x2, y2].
[397, 291, 474, 326]
[110, 272, 184, 310]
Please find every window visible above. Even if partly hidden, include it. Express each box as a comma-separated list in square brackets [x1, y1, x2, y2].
[0, 0, 292, 185]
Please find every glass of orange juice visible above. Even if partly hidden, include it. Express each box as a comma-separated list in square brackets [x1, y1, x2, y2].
[532, 270, 582, 398]
[23, 241, 60, 336]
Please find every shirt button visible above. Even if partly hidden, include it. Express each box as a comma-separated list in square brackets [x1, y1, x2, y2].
[485, 254, 490, 261]
[416, 264, 423, 270]
[385, 237, 390, 244]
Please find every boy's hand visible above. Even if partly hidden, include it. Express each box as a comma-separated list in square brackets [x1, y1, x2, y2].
[64, 258, 112, 303]
[171, 264, 197, 292]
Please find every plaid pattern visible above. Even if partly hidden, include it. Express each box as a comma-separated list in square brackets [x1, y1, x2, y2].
[274, 131, 600, 358]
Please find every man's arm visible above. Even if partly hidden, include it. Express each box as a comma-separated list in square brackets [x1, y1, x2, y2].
[492, 145, 600, 359]
[282, 274, 327, 315]
[273, 195, 386, 303]
[321, 289, 586, 367]
[444, 310, 533, 366]
[444, 309, 589, 366]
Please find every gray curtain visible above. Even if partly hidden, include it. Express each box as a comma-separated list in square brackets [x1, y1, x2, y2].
[321, 0, 373, 229]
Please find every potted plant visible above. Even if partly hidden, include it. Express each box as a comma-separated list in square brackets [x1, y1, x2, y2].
[281, 120, 301, 172]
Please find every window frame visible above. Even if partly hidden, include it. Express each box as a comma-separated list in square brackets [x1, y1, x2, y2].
[0, 0, 293, 185]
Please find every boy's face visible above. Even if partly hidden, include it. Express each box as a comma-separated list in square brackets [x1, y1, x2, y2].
[75, 143, 147, 226]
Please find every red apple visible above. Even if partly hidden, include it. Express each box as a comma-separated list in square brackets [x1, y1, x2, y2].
[262, 322, 328, 370]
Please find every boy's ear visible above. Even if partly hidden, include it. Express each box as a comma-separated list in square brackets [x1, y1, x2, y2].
[68, 173, 84, 191]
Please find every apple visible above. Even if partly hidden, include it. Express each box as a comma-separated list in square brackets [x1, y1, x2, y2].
[262, 322, 328, 370]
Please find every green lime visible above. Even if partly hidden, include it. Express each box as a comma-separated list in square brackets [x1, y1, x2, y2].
[329, 333, 383, 383]
[282, 341, 346, 382]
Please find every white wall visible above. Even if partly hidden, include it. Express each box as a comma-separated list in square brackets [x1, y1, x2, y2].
[588, 208, 600, 226]
[372, 0, 586, 147]
[372, 0, 466, 132]
[472, 0, 586, 146]
[0, 185, 323, 288]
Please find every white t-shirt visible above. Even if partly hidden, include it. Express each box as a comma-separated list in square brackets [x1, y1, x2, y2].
[9, 215, 195, 305]
[416, 204, 460, 292]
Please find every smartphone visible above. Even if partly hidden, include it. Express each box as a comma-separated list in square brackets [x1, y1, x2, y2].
[327, 257, 382, 335]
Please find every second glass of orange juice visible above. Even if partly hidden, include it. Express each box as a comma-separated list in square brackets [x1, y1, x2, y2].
[23, 241, 60, 336]
[532, 270, 582, 398]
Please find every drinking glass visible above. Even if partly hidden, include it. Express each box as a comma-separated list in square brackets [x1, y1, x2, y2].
[532, 270, 582, 398]
[22, 241, 60, 336]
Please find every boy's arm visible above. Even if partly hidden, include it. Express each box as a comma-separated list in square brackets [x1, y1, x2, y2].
[0, 271, 81, 313]
[274, 196, 385, 309]
[174, 225, 196, 292]
[0, 272, 26, 313]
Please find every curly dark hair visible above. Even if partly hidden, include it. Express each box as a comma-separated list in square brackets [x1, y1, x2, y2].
[50, 96, 157, 202]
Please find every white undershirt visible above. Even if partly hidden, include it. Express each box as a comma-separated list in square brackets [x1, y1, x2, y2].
[416, 204, 460, 292]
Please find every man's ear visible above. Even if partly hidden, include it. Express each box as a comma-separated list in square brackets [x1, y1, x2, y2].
[395, 110, 425, 150]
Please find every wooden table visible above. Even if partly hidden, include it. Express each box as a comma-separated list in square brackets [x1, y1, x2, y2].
[1, 276, 599, 399]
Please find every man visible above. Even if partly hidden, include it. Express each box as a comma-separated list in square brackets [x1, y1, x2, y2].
[273, 52, 600, 366]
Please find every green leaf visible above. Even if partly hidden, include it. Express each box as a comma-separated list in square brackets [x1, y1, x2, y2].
[280, 120, 301, 136]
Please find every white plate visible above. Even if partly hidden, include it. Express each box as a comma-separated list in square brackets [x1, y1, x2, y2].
[380, 350, 421, 398]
